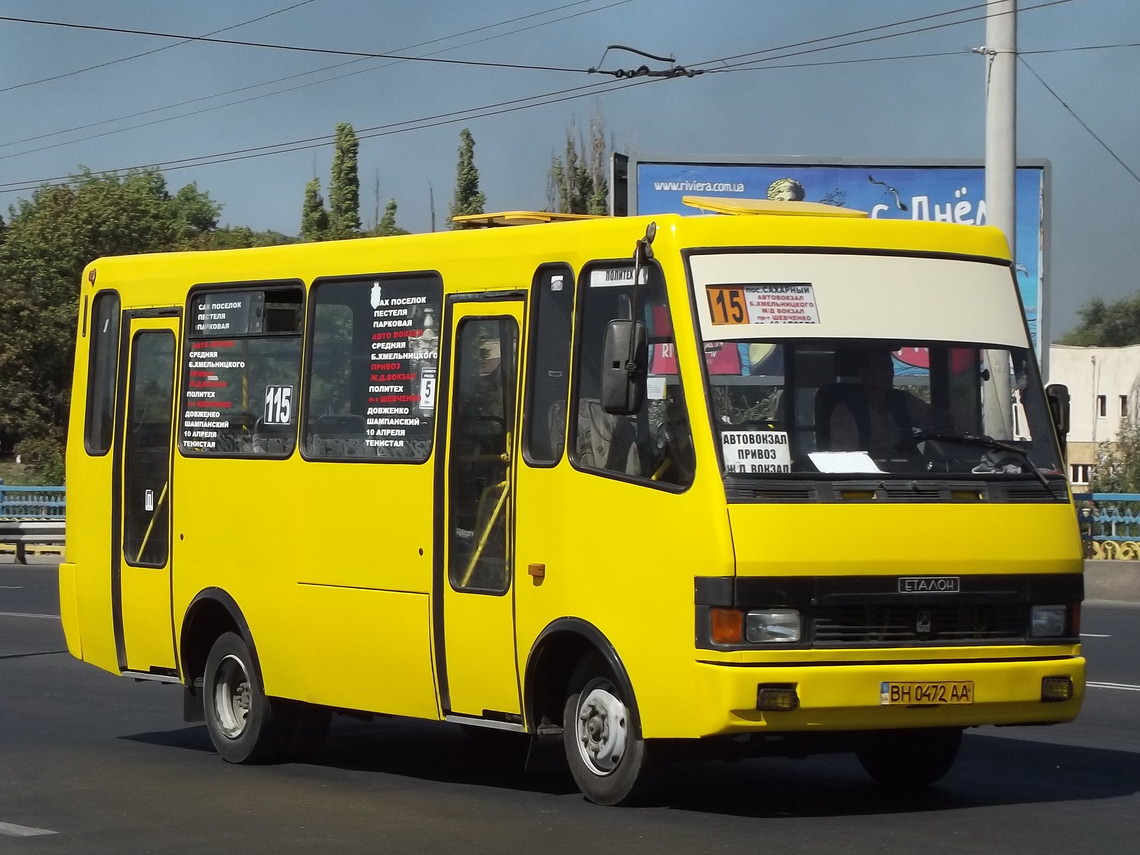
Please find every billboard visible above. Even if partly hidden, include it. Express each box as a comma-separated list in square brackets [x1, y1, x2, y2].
[629, 157, 1050, 359]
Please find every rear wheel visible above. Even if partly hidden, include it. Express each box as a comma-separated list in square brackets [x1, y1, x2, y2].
[856, 727, 963, 788]
[203, 631, 290, 764]
[562, 666, 651, 805]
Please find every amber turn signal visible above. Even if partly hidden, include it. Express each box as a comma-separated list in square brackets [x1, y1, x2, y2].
[710, 607, 744, 644]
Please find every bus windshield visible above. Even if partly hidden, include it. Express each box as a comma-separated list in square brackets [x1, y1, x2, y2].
[685, 250, 1063, 486]
[702, 339, 1057, 485]
[703, 338, 1062, 480]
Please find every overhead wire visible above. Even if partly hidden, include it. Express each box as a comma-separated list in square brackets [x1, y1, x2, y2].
[0, 13, 593, 75]
[0, 0, 1104, 194]
[0, 0, 320, 95]
[0, 75, 649, 192]
[0, 0, 635, 159]
[1018, 55, 1140, 186]
[700, 0, 1081, 72]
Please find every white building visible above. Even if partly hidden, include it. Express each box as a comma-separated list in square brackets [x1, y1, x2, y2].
[1048, 344, 1140, 486]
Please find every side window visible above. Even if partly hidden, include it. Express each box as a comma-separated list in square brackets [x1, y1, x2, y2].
[523, 264, 573, 465]
[84, 291, 120, 455]
[449, 317, 517, 593]
[305, 274, 442, 461]
[571, 263, 694, 487]
[179, 285, 303, 457]
[124, 331, 174, 566]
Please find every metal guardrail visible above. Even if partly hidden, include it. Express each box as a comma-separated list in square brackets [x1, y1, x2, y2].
[0, 520, 66, 564]
[0, 485, 66, 564]
[0, 485, 66, 519]
[1072, 492, 1140, 560]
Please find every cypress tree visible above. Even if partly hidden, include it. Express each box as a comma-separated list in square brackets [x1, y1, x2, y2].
[448, 128, 485, 229]
[301, 177, 329, 242]
[328, 122, 361, 239]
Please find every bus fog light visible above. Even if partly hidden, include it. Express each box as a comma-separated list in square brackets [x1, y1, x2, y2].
[745, 609, 801, 643]
[1030, 605, 1066, 638]
[757, 683, 799, 711]
[1041, 676, 1074, 702]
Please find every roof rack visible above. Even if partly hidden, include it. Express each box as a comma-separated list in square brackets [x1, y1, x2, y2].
[681, 195, 868, 218]
[449, 210, 603, 227]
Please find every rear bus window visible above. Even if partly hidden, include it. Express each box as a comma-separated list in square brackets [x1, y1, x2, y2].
[179, 284, 304, 457]
[304, 273, 443, 462]
[84, 291, 121, 455]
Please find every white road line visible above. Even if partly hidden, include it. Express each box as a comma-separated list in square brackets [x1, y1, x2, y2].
[1080, 633, 1112, 638]
[0, 821, 57, 837]
[0, 611, 59, 620]
[1087, 681, 1140, 692]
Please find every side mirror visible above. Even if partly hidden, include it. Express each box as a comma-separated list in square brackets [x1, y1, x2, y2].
[1046, 383, 1070, 436]
[1046, 383, 1070, 465]
[601, 319, 648, 415]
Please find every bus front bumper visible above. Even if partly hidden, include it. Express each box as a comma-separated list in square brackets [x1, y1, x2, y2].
[689, 654, 1085, 736]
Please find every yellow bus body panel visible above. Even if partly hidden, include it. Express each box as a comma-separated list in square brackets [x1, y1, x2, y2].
[59, 208, 1081, 746]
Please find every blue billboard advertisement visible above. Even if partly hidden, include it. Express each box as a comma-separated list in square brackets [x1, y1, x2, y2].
[633, 159, 1048, 355]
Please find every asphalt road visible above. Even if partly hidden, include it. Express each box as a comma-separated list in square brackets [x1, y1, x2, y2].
[2, 557, 1137, 854]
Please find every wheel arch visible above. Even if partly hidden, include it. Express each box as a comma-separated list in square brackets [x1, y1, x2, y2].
[179, 588, 259, 686]
[523, 617, 642, 738]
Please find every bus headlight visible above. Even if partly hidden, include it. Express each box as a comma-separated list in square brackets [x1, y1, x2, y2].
[745, 609, 801, 643]
[1029, 604, 1067, 638]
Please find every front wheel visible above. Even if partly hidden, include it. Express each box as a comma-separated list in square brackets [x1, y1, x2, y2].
[563, 670, 651, 806]
[856, 727, 963, 788]
[203, 631, 290, 764]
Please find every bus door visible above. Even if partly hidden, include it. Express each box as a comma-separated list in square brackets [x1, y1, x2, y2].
[438, 297, 525, 720]
[112, 312, 179, 675]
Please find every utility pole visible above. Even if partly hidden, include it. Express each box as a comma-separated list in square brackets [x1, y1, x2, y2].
[983, 0, 1016, 438]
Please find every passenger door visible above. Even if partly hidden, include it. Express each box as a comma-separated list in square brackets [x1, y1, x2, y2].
[112, 313, 179, 674]
[438, 298, 525, 720]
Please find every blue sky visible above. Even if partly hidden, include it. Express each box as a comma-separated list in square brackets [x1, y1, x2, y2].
[0, 0, 1137, 340]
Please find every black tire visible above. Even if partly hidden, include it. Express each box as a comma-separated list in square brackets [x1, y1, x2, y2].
[562, 665, 651, 806]
[202, 631, 291, 764]
[856, 727, 963, 788]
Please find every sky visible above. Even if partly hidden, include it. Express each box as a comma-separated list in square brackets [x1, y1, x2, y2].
[0, 0, 1137, 341]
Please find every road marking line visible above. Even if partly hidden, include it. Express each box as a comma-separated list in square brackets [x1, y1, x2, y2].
[0, 611, 59, 620]
[1087, 681, 1140, 692]
[0, 585, 23, 589]
[1080, 633, 1111, 638]
[0, 821, 57, 837]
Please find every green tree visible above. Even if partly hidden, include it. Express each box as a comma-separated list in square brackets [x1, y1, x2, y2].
[171, 182, 221, 248]
[1091, 418, 1140, 492]
[0, 168, 221, 479]
[301, 177, 329, 242]
[549, 113, 609, 215]
[448, 128, 485, 228]
[375, 198, 408, 236]
[209, 226, 297, 250]
[1058, 293, 1140, 347]
[328, 122, 361, 239]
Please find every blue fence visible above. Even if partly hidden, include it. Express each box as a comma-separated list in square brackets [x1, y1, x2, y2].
[0, 485, 66, 519]
[1072, 492, 1140, 559]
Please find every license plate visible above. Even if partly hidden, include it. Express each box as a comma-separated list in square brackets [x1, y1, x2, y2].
[880, 681, 974, 705]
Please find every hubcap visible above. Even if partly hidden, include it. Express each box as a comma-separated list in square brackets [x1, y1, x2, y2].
[575, 685, 629, 776]
[213, 654, 251, 739]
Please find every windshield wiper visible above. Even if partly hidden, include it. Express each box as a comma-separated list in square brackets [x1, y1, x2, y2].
[905, 432, 1054, 491]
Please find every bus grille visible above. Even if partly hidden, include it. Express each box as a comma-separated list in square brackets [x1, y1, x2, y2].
[812, 603, 1025, 645]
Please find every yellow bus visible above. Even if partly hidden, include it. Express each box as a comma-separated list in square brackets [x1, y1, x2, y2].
[61, 198, 1084, 805]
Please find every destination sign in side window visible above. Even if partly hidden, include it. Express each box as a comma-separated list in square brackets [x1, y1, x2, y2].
[180, 285, 303, 458]
[305, 274, 443, 462]
[190, 291, 264, 336]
